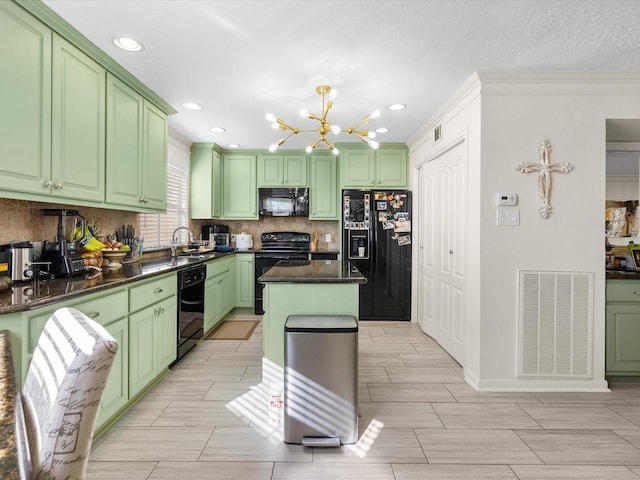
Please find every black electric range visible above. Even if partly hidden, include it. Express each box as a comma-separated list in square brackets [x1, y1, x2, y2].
[254, 232, 310, 314]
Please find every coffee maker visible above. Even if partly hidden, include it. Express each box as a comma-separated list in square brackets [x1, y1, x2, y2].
[41, 209, 87, 276]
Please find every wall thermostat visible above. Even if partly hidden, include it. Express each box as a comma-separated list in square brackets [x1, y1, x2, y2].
[497, 193, 518, 206]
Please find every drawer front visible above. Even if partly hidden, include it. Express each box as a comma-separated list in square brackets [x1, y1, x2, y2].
[206, 256, 232, 278]
[129, 273, 176, 313]
[607, 280, 640, 302]
[26, 289, 128, 357]
[78, 289, 128, 326]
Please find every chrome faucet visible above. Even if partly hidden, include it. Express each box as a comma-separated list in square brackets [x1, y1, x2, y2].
[171, 227, 194, 257]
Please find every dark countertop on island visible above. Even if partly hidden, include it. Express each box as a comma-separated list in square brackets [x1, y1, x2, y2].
[0, 330, 23, 480]
[258, 260, 366, 284]
[0, 251, 235, 315]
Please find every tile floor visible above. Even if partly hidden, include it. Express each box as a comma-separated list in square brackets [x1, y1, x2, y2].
[88, 309, 640, 479]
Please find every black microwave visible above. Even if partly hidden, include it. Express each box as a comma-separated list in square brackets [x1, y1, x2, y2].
[258, 188, 309, 217]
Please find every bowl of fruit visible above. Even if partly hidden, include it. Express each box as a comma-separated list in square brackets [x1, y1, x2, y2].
[101, 241, 130, 269]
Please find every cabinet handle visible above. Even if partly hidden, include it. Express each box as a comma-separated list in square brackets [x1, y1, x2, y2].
[44, 180, 53, 189]
[154, 287, 163, 294]
[154, 308, 159, 316]
[54, 182, 64, 190]
[88, 311, 100, 318]
[634, 291, 640, 295]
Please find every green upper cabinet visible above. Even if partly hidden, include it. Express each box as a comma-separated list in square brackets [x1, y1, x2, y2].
[0, 1, 173, 209]
[257, 153, 307, 187]
[376, 144, 408, 188]
[0, 4, 106, 203]
[51, 34, 106, 203]
[340, 147, 375, 188]
[309, 150, 338, 220]
[190, 143, 222, 219]
[0, 2, 51, 196]
[339, 143, 408, 189]
[141, 100, 168, 211]
[222, 153, 258, 219]
[106, 74, 167, 212]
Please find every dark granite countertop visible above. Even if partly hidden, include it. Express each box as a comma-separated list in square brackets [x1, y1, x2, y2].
[258, 260, 366, 284]
[606, 269, 640, 280]
[0, 251, 235, 315]
[0, 330, 22, 479]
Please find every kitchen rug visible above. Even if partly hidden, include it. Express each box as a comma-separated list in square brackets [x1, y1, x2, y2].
[205, 321, 259, 341]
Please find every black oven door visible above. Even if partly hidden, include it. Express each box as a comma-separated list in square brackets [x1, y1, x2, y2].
[254, 252, 308, 314]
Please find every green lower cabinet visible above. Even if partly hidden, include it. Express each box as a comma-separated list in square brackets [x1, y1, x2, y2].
[220, 269, 235, 315]
[204, 274, 222, 333]
[204, 256, 236, 333]
[96, 316, 128, 429]
[606, 279, 640, 379]
[129, 296, 176, 398]
[262, 282, 359, 368]
[235, 253, 254, 308]
[129, 305, 156, 397]
[606, 303, 640, 376]
[13, 287, 129, 430]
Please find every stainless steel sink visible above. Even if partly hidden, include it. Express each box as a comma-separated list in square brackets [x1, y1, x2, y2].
[178, 252, 217, 261]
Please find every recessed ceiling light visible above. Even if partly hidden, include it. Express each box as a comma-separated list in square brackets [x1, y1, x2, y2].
[113, 37, 144, 52]
[376, 127, 390, 134]
[387, 103, 406, 111]
[210, 127, 226, 133]
[228, 143, 241, 149]
[182, 102, 203, 110]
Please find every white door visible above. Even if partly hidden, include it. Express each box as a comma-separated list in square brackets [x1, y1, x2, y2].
[417, 140, 467, 365]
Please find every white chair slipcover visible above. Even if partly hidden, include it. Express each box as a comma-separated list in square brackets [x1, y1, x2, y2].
[21, 307, 118, 480]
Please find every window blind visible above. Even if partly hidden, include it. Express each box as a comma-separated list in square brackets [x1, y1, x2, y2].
[139, 156, 189, 249]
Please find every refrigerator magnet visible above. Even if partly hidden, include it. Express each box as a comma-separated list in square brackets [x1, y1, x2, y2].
[376, 201, 387, 210]
[395, 220, 411, 233]
[382, 221, 395, 230]
[397, 235, 412, 246]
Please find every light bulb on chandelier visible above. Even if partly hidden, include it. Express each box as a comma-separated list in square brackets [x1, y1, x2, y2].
[266, 85, 381, 156]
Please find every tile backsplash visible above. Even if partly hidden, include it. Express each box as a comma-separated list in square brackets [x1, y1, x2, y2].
[191, 217, 339, 250]
[0, 198, 340, 254]
[0, 198, 138, 247]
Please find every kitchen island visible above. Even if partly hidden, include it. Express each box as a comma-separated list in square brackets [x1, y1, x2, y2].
[258, 259, 366, 370]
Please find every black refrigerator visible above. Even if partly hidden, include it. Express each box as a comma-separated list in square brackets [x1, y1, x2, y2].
[342, 190, 412, 320]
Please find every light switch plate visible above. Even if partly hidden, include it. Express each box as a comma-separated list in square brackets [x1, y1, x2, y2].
[325, 234, 332, 243]
[496, 207, 520, 226]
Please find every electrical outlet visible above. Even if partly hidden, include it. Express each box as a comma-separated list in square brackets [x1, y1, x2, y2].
[325, 233, 332, 243]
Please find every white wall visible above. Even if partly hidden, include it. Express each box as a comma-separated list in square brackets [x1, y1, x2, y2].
[410, 71, 640, 391]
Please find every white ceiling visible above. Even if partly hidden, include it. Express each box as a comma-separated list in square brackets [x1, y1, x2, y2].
[42, 0, 640, 151]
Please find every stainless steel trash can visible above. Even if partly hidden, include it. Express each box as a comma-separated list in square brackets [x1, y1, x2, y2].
[284, 315, 358, 446]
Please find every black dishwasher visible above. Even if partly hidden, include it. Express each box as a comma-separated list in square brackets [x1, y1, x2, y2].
[173, 264, 205, 366]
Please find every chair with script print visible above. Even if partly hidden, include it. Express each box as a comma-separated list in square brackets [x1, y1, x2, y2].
[21, 307, 118, 479]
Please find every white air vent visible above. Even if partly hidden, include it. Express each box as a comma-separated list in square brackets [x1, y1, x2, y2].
[518, 270, 593, 378]
[434, 124, 442, 142]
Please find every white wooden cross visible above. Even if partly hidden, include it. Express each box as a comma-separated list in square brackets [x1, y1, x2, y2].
[515, 140, 574, 219]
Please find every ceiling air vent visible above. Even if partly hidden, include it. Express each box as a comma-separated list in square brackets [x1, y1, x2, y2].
[434, 124, 442, 142]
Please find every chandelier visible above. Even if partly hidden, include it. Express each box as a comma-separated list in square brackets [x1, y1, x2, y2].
[266, 85, 380, 155]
